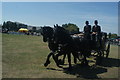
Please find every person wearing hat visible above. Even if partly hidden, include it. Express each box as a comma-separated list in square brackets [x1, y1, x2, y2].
[84, 21, 91, 40]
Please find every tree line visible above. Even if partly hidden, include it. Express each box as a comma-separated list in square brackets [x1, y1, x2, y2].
[2, 21, 27, 32]
[1, 21, 119, 38]
[1, 21, 79, 34]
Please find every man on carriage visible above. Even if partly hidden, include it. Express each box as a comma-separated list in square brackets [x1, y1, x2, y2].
[83, 21, 91, 40]
[92, 20, 102, 48]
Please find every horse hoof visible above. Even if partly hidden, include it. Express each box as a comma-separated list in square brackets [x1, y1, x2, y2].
[68, 67, 72, 70]
[74, 60, 77, 64]
[44, 61, 50, 67]
[44, 63, 48, 67]
[85, 63, 89, 66]
[96, 62, 101, 65]
[57, 65, 63, 68]
[81, 61, 84, 65]
[63, 67, 72, 71]
[56, 64, 63, 68]
[58, 59, 64, 65]
[81, 62, 88, 66]
[64, 66, 72, 71]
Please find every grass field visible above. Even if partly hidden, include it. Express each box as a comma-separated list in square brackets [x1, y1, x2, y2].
[2, 33, 119, 78]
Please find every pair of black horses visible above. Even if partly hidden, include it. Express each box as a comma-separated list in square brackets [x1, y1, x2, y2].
[41, 24, 108, 69]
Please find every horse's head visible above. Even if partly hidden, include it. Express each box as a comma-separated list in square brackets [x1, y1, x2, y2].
[54, 24, 68, 34]
[41, 27, 54, 42]
[53, 24, 71, 44]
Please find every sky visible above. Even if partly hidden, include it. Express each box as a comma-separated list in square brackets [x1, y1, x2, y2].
[1, 2, 119, 34]
[1, 0, 120, 2]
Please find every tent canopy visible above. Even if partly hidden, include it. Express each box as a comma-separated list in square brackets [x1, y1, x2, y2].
[18, 28, 28, 32]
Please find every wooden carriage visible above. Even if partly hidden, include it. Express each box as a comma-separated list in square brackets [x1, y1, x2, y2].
[71, 32, 111, 58]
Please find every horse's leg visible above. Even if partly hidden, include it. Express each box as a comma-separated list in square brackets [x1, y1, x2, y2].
[67, 53, 72, 69]
[81, 54, 88, 66]
[44, 51, 54, 67]
[72, 51, 83, 64]
[84, 55, 88, 66]
[76, 55, 82, 63]
[72, 52, 77, 64]
[96, 50, 102, 65]
[59, 53, 66, 65]
[63, 53, 66, 64]
[52, 52, 63, 68]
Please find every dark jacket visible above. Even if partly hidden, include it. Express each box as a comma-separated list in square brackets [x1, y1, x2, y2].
[84, 25, 91, 33]
[92, 25, 101, 34]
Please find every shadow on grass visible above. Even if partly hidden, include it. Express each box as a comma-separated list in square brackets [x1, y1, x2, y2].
[100, 57, 120, 67]
[46, 68, 63, 71]
[63, 64, 107, 79]
[62, 57, 120, 79]
[45, 57, 119, 79]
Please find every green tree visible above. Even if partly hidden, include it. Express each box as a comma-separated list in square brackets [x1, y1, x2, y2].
[2, 21, 28, 32]
[2, 22, 6, 29]
[62, 23, 79, 34]
[110, 33, 118, 38]
[32, 27, 36, 32]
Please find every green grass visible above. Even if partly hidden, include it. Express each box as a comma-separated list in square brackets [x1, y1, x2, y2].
[2, 34, 75, 78]
[2, 33, 119, 78]
[2, 34, 48, 78]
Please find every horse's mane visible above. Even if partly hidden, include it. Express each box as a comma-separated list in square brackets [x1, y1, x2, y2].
[54, 26, 69, 35]
[54, 25, 73, 44]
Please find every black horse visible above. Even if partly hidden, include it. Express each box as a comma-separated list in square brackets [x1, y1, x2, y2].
[53, 25, 91, 66]
[41, 26, 80, 68]
[41, 25, 108, 69]
[53, 24, 107, 67]
[41, 27, 62, 67]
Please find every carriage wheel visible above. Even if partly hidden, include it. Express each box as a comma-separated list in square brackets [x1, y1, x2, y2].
[106, 42, 110, 58]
